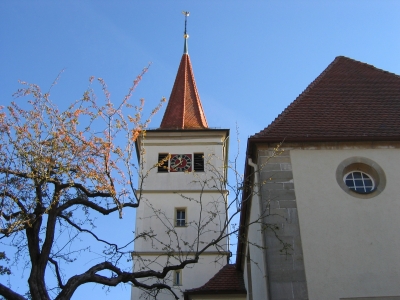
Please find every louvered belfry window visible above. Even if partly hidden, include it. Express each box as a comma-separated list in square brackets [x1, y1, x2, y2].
[158, 153, 169, 173]
[193, 153, 204, 172]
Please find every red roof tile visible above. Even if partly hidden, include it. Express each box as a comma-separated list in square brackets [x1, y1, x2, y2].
[160, 54, 208, 129]
[184, 264, 246, 297]
[252, 56, 400, 142]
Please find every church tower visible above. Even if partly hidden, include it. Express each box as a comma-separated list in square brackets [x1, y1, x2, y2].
[131, 13, 229, 300]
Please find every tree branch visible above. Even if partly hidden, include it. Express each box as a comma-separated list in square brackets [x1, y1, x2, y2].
[2, 191, 28, 215]
[57, 196, 138, 215]
[58, 214, 120, 252]
[1, 210, 24, 222]
[49, 257, 65, 289]
[0, 168, 32, 179]
[57, 258, 201, 300]
[0, 282, 26, 300]
[58, 182, 112, 198]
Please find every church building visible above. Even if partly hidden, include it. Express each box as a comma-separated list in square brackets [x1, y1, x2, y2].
[131, 14, 400, 300]
[237, 56, 400, 300]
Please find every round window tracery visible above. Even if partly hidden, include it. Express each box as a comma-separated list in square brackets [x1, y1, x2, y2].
[343, 171, 375, 194]
[336, 157, 386, 199]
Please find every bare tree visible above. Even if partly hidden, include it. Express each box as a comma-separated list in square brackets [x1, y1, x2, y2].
[0, 70, 286, 300]
[0, 69, 172, 300]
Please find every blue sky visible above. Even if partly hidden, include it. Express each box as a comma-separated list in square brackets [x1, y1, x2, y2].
[1, 1, 400, 299]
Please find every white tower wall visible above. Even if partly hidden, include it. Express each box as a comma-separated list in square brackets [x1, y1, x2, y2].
[131, 130, 229, 300]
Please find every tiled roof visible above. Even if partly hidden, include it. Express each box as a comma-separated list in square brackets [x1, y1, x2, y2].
[252, 56, 400, 142]
[236, 56, 400, 270]
[159, 54, 208, 129]
[184, 264, 246, 297]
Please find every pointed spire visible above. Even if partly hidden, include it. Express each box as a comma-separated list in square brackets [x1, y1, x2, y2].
[159, 12, 208, 130]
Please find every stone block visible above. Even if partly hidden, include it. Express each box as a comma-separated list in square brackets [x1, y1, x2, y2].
[280, 163, 292, 171]
[287, 208, 299, 224]
[269, 281, 294, 299]
[264, 199, 280, 209]
[292, 281, 308, 299]
[283, 182, 295, 190]
[292, 236, 305, 254]
[258, 149, 276, 157]
[261, 171, 293, 182]
[267, 253, 294, 272]
[266, 208, 288, 220]
[260, 163, 282, 171]
[279, 200, 297, 208]
[262, 182, 284, 190]
[264, 215, 287, 224]
[280, 223, 301, 236]
[266, 235, 293, 252]
[341, 297, 400, 300]
[264, 223, 284, 237]
[259, 148, 290, 156]
[260, 156, 291, 165]
[293, 254, 306, 271]
[279, 149, 291, 156]
[265, 190, 296, 201]
[269, 269, 307, 282]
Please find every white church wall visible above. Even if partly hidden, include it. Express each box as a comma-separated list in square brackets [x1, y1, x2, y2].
[134, 191, 228, 253]
[290, 147, 400, 300]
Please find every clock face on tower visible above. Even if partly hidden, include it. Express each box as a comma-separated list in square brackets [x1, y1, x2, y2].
[170, 154, 192, 172]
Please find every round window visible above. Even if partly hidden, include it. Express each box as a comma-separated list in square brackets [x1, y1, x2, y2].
[343, 171, 375, 194]
[336, 157, 386, 199]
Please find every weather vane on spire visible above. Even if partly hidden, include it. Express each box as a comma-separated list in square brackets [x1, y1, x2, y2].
[182, 11, 190, 38]
[182, 11, 190, 54]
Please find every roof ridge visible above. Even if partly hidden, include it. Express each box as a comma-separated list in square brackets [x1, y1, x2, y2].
[252, 56, 400, 139]
[183, 54, 208, 128]
[337, 55, 400, 78]
[249, 56, 400, 142]
[182, 54, 188, 128]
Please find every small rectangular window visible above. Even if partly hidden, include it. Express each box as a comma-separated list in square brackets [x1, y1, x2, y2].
[174, 270, 182, 286]
[193, 153, 204, 172]
[176, 209, 186, 227]
[158, 153, 169, 173]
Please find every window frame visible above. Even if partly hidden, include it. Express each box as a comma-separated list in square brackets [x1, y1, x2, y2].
[175, 208, 187, 227]
[173, 270, 182, 286]
[336, 157, 386, 199]
[343, 170, 375, 194]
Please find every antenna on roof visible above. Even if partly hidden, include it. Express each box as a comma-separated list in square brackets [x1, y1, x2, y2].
[182, 11, 190, 54]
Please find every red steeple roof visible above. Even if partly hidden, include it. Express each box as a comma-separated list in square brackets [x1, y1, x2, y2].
[159, 53, 208, 129]
[251, 56, 400, 142]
